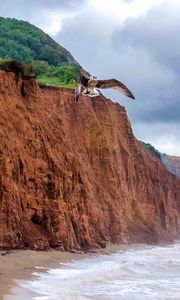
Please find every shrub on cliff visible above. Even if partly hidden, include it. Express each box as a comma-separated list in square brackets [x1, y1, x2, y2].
[0, 59, 35, 77]
[139, 141, 162, 160]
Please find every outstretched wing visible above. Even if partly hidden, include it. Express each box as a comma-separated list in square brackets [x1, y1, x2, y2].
[75, 83, 82, 101]
[96, 79, 135, 99]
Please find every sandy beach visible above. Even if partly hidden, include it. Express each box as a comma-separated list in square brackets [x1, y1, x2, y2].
[1, 243, 179, 300]
[0, 244, 127, 300]
[0, 249, 91, 300]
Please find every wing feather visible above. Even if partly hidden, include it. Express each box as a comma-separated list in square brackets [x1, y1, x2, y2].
[96, 79, 135, 99]
[75, 83, 82, 101]
[79, 73, 90, 87]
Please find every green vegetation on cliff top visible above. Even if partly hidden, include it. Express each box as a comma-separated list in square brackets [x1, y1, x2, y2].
[139, 141, 162, 160]
[0, 17, 82, 87]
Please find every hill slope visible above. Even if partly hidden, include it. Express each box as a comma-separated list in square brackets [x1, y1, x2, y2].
[0, 17, 81, 86]
[140, 141, 180, 178]
[161, 154, 180, 178]
[0, 70, 179, 250]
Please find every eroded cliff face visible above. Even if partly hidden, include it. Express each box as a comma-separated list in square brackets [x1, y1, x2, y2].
[0, 70, 180, 250]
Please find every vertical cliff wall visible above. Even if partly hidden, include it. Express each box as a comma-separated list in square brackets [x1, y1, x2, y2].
[0, 70, 180, 250]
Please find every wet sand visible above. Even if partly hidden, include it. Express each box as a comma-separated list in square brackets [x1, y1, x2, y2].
[0, 249, 90, 300]
[0, 244, 129, 300]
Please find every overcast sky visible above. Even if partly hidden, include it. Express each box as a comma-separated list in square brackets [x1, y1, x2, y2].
[1, 0, 180, 155]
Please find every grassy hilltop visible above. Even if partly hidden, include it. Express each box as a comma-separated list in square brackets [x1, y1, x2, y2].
[0, 17, 82, 87]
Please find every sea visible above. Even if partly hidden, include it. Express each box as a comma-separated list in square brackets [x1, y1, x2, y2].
[6, 242, 180, 300]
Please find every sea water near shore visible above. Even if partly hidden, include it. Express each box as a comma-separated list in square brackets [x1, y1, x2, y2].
[4, 242, 180, 300]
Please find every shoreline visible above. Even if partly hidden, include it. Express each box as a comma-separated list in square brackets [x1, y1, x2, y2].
[0, 244, 132, 299]
[0, 249, 90, 300]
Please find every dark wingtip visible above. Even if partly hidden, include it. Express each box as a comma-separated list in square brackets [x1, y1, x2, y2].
[74, 94, 79, 102]
[129, 92, 135, 100]
[74, 87, 79, 101]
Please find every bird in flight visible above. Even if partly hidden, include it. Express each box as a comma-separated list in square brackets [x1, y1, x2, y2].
[75, 73, 135, 101]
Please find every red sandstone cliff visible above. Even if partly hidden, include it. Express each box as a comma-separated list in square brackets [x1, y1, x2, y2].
[0, 70, 180, 250]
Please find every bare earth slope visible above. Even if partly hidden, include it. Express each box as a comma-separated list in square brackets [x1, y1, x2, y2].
[0, 70, 180, 250]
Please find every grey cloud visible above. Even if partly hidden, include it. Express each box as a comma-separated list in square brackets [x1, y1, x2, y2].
[55, 10, 119, 73]
[0, 0, 86, 25]
[112, 3, 180, 73]
[1, 0, 85, 10]
[129, 91, 180, 123]
[134, 122, 180, 155]
[109, 2, 180, 126]
[122, 0, 134, 3]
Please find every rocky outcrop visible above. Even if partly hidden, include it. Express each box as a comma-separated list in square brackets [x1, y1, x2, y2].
[0, 70, 180, 250]
[161, 154, 180, 178]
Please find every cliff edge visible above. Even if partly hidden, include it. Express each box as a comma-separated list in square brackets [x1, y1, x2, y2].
[0, 70, 180, 250]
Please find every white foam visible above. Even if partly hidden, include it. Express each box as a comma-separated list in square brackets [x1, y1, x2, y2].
[18, 242, 180, 300]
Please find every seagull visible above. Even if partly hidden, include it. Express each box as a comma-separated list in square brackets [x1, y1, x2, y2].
[75, 73, 135, 101]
